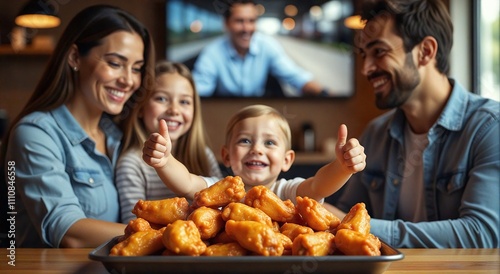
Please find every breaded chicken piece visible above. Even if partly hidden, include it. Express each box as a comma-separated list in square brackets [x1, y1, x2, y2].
[221, 202, 273, 228]
[118, 217, 153, 242]
[110, 227, 166, 256]
[280, 222, 314, 242]
[225, 220, 284, 256]
[335, 229, 381, 256]
[336, 202, 371, 236]
[187, 206, 224, 240]
[132, 197, 189, 225]
[204, 242, 249, 256]
[192, 176, 246, 208]
[244, 185, 296, 223]
[162, 220, 207, 256]
[276, 232, 293, 253]
[295, 196, 341, 231]
[292, 231, 335, 256]
[211, 230, 235, 244]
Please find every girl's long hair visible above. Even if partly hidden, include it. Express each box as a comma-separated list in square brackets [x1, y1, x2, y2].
[120, 61, 214, 176]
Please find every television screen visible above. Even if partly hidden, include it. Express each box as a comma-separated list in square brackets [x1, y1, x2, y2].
[166, 0, 356, 98]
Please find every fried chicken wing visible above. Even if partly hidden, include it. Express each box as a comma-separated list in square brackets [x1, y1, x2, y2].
[225, 220, 284, 256]
[221, 202, 273, 228]
[336, 202, 370, 236]
[276, 232, 293, 252]
[334, 229, 381, 256]
[126, 217, 152, 232]
[118, 217, 153, 242]
[292, 231, 335, 256]
[110, 227, 166, 256]
[192, 176, 246, 208]
[271, 221, 281, 232]
[295, 196, 341, 231]
[211, 230, 235, 244]
[287, 211, 308, 226]
[187, 206, 224, 240]
[280, 222, 314, 242]
[132, 197, 190, 225]
[244, 185, 296, 223]
[204, 242, 249, 256]
[161, 248, 177, 256]
[162, 220, 207, 256]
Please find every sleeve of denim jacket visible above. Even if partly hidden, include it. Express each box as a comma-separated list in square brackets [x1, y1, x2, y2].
[7, 123, 87, 247]
[370, 113, 500, 248]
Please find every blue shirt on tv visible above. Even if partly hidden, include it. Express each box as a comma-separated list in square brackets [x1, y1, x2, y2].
[192, 32, 313, 97]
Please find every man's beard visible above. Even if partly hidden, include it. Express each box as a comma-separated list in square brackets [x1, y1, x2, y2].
[375, 52, 420, 109]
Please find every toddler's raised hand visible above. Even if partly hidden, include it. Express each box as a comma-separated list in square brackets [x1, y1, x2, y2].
[335, 124, 366, 174]
[142, 119, 172, 168]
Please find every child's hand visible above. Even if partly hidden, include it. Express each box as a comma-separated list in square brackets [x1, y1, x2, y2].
[335, 124, 366, 174]
[142, 119, 172, 168]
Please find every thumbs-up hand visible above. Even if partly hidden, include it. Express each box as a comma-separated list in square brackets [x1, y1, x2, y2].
[335, 124, 366, 174]
[142, 119, 172, 168]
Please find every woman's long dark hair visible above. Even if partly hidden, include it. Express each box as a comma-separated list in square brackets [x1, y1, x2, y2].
[1, 4, 155, 166]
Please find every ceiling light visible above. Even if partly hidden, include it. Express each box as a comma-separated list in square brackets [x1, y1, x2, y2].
[15, 0, 61, 29]
[344, 15, 366, 30]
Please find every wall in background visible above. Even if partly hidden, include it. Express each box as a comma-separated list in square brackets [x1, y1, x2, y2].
[0, 0, 385, 161]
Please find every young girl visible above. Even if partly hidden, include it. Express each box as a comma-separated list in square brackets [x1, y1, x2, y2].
[142, 104, 366, 204]
[116, 61, 221, 223]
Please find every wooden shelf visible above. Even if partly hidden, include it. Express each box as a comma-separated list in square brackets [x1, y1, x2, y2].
[0, 45, 52, 56]
[294, 152, 335, 164]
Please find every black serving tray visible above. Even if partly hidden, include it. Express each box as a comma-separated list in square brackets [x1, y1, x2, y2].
[89, 236, 404, 274]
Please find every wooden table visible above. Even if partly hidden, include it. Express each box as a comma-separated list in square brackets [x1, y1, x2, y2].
[1, 248, 499, 273]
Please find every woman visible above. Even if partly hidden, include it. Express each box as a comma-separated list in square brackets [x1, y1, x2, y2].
[0, 5, 155, 248]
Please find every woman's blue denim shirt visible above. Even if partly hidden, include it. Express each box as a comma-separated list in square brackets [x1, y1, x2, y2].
[337, 79, 500, 248]
[5, 105, 122, 247]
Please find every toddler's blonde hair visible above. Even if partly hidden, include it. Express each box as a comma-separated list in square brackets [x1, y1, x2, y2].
[225, 105, 292, 150]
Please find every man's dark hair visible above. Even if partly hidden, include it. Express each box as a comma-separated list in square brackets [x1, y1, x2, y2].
[212, 0, 256, 19]
[360, 0, 453, 75]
